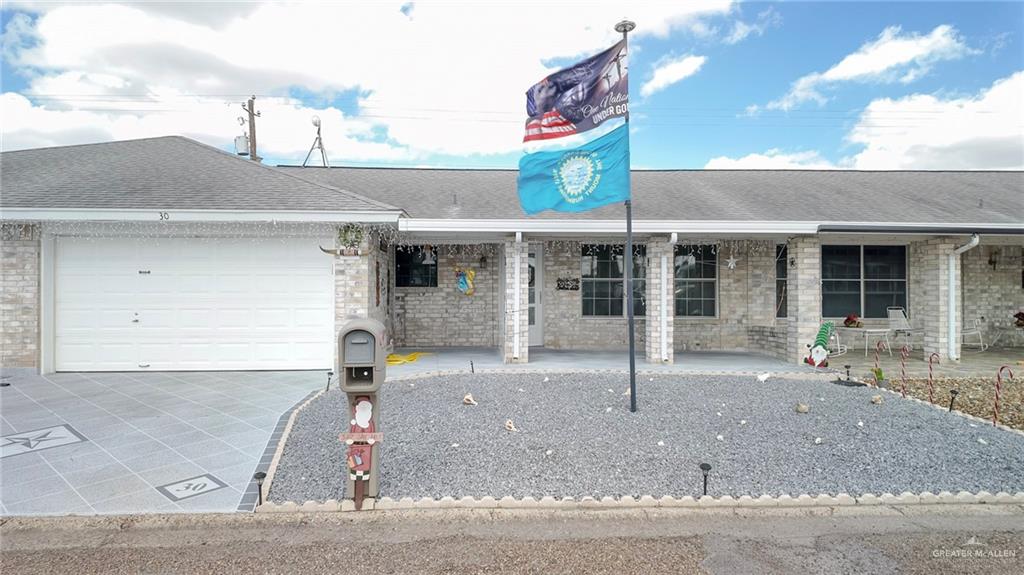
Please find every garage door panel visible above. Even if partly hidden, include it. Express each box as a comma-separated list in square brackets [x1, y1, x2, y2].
[55, 236, 334, 371]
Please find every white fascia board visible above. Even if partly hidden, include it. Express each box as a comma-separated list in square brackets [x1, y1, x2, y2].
[400, 219, 1022, 235]
[0, 208, 402, 224]
[400, 219, 819, 234]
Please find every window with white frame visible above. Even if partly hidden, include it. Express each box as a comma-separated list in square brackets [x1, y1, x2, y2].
[775, 244, 788, 318]
[822, 245, 907, 318]
[674, 245, 716, 317]
[581, 244, 646, 317]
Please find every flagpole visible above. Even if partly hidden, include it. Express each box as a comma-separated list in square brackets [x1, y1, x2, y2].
[615, 19, 637, 413]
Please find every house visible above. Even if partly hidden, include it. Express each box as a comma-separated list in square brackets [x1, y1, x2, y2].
[1, 136, 1021, 374]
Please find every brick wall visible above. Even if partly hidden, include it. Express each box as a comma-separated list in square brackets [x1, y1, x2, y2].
[541, 242, 645, 351]
[394, 245, 500, 348]
[1, 223, 41, 369]
[644, 239, 674, 363]
[786, 236, 822, 364]
[962, 244, 1024, 347]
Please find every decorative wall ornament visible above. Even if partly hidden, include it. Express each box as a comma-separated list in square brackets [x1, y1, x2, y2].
[455, 268, 476, 295]
[556, 277, 581, 290]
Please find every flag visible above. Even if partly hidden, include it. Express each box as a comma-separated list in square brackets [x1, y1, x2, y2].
[517, 124, 630, 215]
[523, 40, 628, 142]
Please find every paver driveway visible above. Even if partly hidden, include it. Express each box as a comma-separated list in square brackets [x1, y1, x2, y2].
[1, 370, 321, 515]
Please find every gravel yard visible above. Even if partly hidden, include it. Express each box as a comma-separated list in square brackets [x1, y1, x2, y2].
[267, 373, 1024, 503]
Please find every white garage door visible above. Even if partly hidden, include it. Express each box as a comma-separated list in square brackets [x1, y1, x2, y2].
[55, 237, 334, 371]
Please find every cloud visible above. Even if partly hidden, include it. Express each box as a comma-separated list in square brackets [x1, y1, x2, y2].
[724, 7, 781, 45]
[0, 1, 734, 159]
[708, 71, 1024, 170]
[640, 55, 707, 97]
[765, 25, 977, 111]
[846, 71, 1023, 170]
[705, 149, 837, 169]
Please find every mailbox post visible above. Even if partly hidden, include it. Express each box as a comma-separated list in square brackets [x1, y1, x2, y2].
[337, 318, 387, 510]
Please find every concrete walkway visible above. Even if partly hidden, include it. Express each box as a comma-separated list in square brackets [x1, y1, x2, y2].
[0, 370, 320, 516]
[385, 347, 814, 379]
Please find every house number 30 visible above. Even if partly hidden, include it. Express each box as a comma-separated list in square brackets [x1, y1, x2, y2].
[158, 212, 170, 220]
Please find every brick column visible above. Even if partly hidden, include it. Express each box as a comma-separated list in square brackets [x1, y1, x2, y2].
[911, 237, 961, 361]
[334, 233, 372, 369]
[0, 223, 41, 370]
[644, 238, 674, 364]
[502, 240, 529, 363]
[786, 236, 821, 365]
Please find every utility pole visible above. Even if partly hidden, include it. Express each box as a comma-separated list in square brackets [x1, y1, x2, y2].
[242, 95, 261, 163]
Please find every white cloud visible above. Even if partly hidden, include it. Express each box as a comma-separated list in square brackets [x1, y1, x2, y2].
[709, 71, 1024, 170]
[640, 55, 707, 97]
[705, 149, 836, 169]
[765, 25, 976, 111]
[0, 1, 734, 160]
[846, 71, 1023, 170]
[724, 7, 781, 45]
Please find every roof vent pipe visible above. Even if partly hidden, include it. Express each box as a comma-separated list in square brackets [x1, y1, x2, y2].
[948, 233, 980, 361]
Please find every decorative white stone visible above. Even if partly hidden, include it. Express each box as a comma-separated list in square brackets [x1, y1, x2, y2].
[812, 494, 837, 506]
[323, 499, 341, 511]
[795, 494, 815, 506]
[300, 500, 321, 512]
[974, 490, 994, 503]
[993, 491, 1015, 503]
[954, 491, 977, 503]
[414, 498, 439, 509]
[878, 493, 899, 504]
[579, 496, 599, 508]
[340, 500, 356, 512]
[936, 491, 957, 504]
[497, 496, 519, 508]
[736, 495, 756, 506]
[437, 496, 457, 508]
[776, 494, 798, 507]
[397, 497, 416, 509]
[478, 496, 498, 507]
[376, 497, 396, 510]
[618, 495, 637, 507]
[754, 494, 778, 507]
[538, 496, 559, 508]
[280, 501, 299, 512]
[917, 492, 939, 504]
[637, 495, 659, 507]
[519, 497, 539, 508]
[834, 494, 856, 506]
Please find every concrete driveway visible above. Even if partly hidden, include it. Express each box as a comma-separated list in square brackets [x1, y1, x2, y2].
[1, 370, 322, 516]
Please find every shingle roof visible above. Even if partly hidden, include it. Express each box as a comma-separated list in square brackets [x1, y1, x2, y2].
[278, 166, 1024, 225]
[0, 136, 400, 213]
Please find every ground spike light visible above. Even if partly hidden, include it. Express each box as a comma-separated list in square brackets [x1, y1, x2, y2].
[326, 370, 334, 391]
[699, 462, 712, 496]
[948, 389, 959, 413]
[253, 471, 266, 508]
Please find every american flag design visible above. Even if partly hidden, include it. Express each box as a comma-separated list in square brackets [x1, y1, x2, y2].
[523, 40, 628, 143]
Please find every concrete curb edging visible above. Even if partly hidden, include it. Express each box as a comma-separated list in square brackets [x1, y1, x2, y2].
[385, 368, 833, 383]
[255, 490, 1024, 513]
[258, 389, 325, 506]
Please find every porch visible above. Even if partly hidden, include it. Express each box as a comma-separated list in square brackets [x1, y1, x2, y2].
[384, 347, 813, 379]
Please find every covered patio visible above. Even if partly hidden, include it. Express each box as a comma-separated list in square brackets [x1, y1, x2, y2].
[384, 347, 814, 379]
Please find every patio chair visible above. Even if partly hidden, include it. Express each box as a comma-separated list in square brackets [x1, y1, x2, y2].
[962, 318, 988, 352]
[828, 328, 848, 357]
[887, 307, 923, 350]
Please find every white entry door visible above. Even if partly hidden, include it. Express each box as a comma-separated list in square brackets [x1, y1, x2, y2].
[528, 250, 543, 346]
[54, 237, 334, 371]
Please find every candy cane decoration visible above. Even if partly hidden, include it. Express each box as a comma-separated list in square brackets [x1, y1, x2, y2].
[899, 345, 910, 398]
[928, 352, 940, 404]
[993, 365, 1014, 426]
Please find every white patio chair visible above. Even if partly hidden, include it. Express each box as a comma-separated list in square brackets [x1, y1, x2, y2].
[962, 318, 988, 352]
[887, 307, 923, 350]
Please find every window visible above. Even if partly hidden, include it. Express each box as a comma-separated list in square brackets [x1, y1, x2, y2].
[395, 246, 437, 287]
[822, 245, 906, 318]
[581, 244, 646, 317]
[775, 245, 788, 318]
[674, 245, 716, 317]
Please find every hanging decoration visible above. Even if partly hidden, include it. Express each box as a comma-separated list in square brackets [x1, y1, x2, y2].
[725, 251, 739, 270]
[455, 268, 476, 296]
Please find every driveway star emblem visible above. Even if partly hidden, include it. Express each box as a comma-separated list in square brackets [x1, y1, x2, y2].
[3, 429, 63, 450]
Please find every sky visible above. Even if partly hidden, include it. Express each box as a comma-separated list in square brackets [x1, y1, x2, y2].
[1, 1, 1022, 170]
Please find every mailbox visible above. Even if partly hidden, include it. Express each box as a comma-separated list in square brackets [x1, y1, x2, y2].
[337, 318, 387, 510]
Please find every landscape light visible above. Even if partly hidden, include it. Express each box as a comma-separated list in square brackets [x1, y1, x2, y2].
[948, 389, 959, 413]
[699, 462, 712, 496]
[253, 471, 267, 507]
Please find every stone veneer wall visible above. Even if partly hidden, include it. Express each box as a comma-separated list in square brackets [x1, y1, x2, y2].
[1, 223, 41, 369]
[786, 237, 822, 364]
[962, 244, 1024, 347]
[394, 245, 499, 348]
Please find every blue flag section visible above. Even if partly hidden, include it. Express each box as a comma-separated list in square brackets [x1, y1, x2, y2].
[517, 124, 630, 215]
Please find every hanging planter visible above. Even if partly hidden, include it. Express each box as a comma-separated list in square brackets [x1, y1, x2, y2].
[320, 224, 365, 256]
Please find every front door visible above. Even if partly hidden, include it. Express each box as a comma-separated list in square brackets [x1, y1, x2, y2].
[528, 250, 543, 346]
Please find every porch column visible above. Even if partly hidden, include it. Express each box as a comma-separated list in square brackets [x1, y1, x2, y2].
[644, 238, 674, 364]
[910, 237, 962, 362]
[334, 232, 372, 369]
[786, 236, 821, 365]
[503, 239, 529, 363]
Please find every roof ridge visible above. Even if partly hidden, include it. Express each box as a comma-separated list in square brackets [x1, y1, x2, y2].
[277, 165, 1024, 174]
[171, 137, 404, 213]
[0, 135, 182, 155]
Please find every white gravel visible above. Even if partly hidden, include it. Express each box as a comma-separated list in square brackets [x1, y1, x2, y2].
[267, 373, 1024, 503]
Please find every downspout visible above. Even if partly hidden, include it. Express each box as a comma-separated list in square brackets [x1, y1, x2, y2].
[948, 234, 979, 361]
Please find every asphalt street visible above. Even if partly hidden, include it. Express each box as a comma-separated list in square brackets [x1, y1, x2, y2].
[2, 505, 1022, 574]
